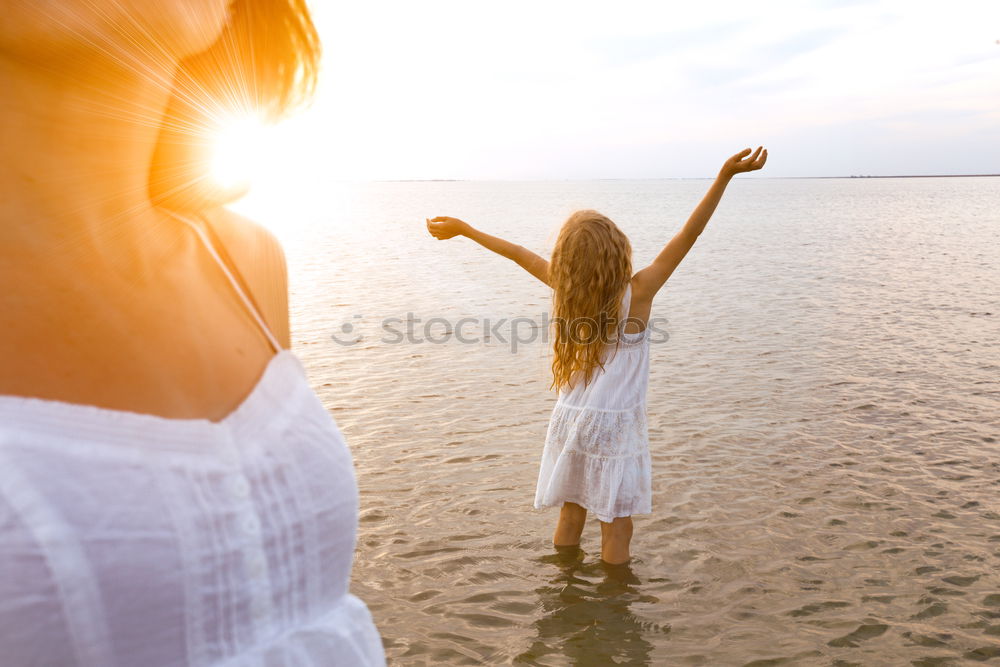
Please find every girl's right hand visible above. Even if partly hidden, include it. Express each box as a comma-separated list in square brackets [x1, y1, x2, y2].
[720, 146, 767, 178]
[426, 216, 470, 240]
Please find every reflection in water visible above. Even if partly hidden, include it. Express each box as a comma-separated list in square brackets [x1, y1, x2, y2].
[515, 546, 662, 666]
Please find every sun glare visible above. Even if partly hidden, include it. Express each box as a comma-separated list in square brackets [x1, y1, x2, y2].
[209, 114, 279, 191]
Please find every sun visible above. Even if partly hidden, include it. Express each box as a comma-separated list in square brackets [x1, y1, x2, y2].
[204, 111, 335, 232]
[209, 114, 280, 191]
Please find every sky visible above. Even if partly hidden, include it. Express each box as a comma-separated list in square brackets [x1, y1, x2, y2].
[224, 0, 1000, 193]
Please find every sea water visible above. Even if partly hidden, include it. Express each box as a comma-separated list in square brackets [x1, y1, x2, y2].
[275, 176, 999, 664]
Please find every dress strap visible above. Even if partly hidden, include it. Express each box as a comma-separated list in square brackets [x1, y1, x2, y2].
[165, 210, 283, 354]
[621, 283, 632, 323]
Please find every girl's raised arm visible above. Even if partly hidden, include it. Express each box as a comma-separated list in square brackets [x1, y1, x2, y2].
[426, 216, 550, 286]
[632, 146, 767, 301]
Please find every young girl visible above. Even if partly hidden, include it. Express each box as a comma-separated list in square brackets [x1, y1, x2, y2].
[427, 147, 767, 564]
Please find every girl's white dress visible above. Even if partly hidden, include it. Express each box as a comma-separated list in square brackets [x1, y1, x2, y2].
[0, 212, 385, 666]
[535, 283, 652, 523]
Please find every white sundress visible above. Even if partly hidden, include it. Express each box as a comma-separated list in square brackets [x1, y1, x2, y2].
[0, 211, 385, 666]
[534, 283, 652, 523]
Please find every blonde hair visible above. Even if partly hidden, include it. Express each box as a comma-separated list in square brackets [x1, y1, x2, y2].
[149, 0, 321, 210]
[549, 210, 632, 391]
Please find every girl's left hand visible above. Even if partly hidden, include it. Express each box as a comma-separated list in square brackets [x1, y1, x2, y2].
[426, 216, 470, 240]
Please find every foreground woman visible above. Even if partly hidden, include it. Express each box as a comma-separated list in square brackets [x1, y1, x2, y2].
[0, 1, 383, 664]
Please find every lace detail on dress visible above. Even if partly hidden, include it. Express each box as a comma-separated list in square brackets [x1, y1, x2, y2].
[546, 402, 648, 458]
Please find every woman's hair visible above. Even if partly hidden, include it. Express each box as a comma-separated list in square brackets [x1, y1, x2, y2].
[549, 210, 633, 391]
[149, 0, 321, 210]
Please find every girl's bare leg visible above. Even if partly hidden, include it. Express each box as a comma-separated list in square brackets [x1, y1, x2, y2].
[600, 516, 633, 565]
[553, 502, 587, 546]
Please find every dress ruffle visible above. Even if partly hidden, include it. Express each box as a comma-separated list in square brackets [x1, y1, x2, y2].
[534, 401, 652, 523]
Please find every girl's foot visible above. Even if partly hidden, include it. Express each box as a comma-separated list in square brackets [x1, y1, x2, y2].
[553, 544, 585, 566]
[599, 558, 641, 585]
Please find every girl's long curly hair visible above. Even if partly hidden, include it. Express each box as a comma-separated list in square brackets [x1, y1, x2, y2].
[549, 210, 632, 391]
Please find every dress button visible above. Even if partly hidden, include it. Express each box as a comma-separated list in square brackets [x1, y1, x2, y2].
[251, 599, 268, 621]
[241, 515, 260, 535]
[229, 476, 250, 498]
[35, 525, 59, 543]
[248, 553, 266, 577]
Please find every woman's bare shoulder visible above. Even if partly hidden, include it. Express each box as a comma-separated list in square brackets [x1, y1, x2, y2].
[200, 207, 291, 349]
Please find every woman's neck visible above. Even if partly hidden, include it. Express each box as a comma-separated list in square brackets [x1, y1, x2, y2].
[0, 51, 182, 273]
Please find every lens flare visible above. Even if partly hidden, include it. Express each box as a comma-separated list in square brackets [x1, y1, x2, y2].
[209, 114, 278, 190]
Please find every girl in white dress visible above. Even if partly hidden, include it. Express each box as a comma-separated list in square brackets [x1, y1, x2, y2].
[427, 146, 767, 564]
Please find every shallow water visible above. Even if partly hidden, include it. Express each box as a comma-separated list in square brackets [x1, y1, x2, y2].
[277, 177, 1000, 664]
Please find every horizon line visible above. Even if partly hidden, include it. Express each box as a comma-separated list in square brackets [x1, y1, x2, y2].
[359, 174, 1000, 183]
